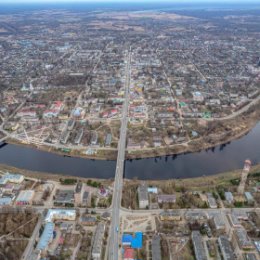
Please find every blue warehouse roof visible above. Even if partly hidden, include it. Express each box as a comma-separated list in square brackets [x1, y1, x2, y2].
[122, 232, 143, 249]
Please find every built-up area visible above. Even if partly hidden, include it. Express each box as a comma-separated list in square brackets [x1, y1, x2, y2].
[0, 158, 260, 260]
[0, 9, 260, 159]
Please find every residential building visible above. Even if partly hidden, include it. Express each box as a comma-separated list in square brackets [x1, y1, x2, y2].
[92, 223, 105, 260]
[159, 211, 181, 221]
[138, 182, 149, 209]
[224, 192, 234, 204]
[207, 193, 218, 208]
[235, 228, 254, 250]
[44, 209, 76, 222]
[152, 235, 162, 260]
[36, 222, 55, 251]
[0, 173, 24, 185]
[217, 236, 235, 260]
[157, 194, 176, 204]
[191, 231, 208, 260]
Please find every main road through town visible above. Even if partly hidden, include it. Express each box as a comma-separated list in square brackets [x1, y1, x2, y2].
[108, 48, 131, 260]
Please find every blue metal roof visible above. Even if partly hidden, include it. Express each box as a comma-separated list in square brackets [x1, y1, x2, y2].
[131, 232, 143, 249]
[122, 234, 133, 243]
[36, 222, 54, 251]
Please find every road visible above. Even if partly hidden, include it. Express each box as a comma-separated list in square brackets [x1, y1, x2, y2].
[108, 48, 131, 260]
[21, 213, 43, 260]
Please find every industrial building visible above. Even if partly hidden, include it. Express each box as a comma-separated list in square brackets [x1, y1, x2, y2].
[0, 173, 24, 185]
[138, 182, 149, 209]
[45, 209, 76, 222]
[92, 223, 105, 260]
[16, 190, 35, 205]
[191, 231, 208, 260]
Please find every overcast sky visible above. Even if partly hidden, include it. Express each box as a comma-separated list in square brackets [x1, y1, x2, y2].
[0, 0, 259, 3]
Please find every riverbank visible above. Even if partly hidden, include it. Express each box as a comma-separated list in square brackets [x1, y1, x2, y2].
[0, 163, 113, 185]
[4, 100, 260, 161]
[1, 161, 260, 185]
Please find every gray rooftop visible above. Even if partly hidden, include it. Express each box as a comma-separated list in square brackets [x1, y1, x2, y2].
[151, 235, 162, 260]
[218, 236, 235, 260]
[191, 231, 208, 260]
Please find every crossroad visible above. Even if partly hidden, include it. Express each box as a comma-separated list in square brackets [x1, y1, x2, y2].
[108, 48, 131, 260]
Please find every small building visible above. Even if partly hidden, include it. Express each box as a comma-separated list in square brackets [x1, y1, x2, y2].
[74, 182, 84, 206]
[229, 213, 242, 228]
[217, 235, 235, 260]
[138, 182, 149, 209]
[74, 128, 84, 145]
[186, 212, 208, 222]
[191, 231, 208, 260]
[207, 193, 217, 208]
[235, 228, 254, 250]
[60, 130, 70, 144]
[244, 253, 257, 260]
[36, 222, 55, 251]
[209, 212, 226, 233]
[225, 192, 234, 204]
[244, 192, 254, 204]
[0, 197, 12, 206]
[152, 235, 162, 260]
[92, 223, 105, 260]
[147, 187, 158, 194]
[16, 190, 35, 205]
[157, 194, 176, 204]
[159, 211, 181, 221]
[105, 133, 112, 147]
[124, 248, 134, 260]
[67, 119, 75, 131]
[82, 191, 90, 206]
[91, 131, 98, 146]
[81, 215, 97, 226]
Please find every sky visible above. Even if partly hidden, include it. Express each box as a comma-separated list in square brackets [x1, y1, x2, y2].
[0, 0, 259, 3]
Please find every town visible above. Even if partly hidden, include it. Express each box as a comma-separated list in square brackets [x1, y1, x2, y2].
[0, 158, 259, 260]
[0, 8, 260, 159]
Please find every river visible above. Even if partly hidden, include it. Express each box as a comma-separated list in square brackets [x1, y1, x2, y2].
[0, 122, 259, 180]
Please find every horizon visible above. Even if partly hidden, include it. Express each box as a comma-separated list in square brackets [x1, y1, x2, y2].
[1, 0, 260, 4]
